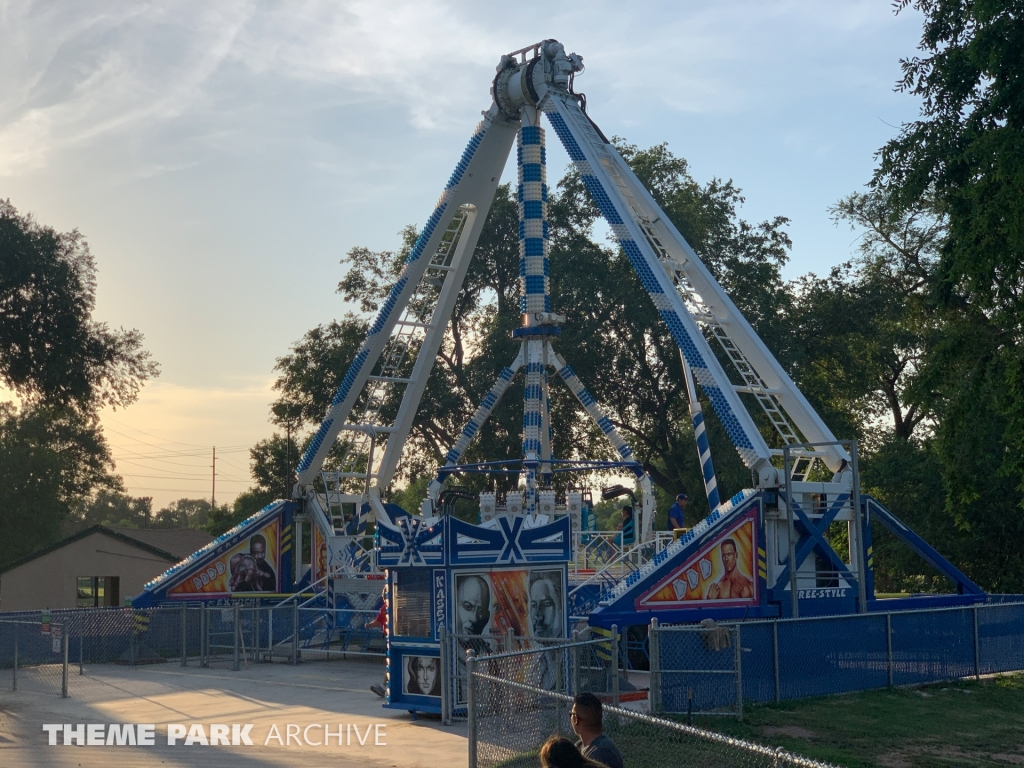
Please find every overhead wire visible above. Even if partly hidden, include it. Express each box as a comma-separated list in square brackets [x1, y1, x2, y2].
[103, 415, 211, 448]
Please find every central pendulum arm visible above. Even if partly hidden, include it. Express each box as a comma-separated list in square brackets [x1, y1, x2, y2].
[517, 111, 552, 517]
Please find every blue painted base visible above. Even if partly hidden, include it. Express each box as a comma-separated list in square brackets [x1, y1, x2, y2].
[382, 702, 442, 716]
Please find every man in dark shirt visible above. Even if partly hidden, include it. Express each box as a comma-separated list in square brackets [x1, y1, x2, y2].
[570, 692, 624, 768]
[667, 492, 690, 531]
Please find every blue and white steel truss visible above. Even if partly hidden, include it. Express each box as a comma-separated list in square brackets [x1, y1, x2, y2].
[294, 41, 978, 617]
[130, 41, 983, 617]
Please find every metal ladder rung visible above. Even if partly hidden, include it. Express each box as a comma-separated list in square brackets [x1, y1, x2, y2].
[367, 375, 413, 384]
[734, 385, 783, 395]
[394, 320, 433, 329]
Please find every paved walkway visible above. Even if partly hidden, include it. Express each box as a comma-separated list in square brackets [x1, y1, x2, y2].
[0, 657, 468, 767]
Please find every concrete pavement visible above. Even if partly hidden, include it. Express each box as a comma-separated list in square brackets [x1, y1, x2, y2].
[0, 656, 468, 767]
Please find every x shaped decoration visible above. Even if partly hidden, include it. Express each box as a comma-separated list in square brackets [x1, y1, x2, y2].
[772, 492, 859, 591]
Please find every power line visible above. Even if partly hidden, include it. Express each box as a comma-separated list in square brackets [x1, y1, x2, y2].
[110, 445, 250, 459]
[215, 456, 249, 472]
[107, 458, 250, 482]
[122, 486, 243, 495]
[110, 447, 249, 465]
[103, 415, 212, 448]
[116, 474, 251, 482]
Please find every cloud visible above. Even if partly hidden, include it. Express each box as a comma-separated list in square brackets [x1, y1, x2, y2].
[0, 0, 915, 176]
[0, 1, 251, 174]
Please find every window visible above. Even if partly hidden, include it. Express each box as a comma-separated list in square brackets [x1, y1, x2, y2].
[77, 577, 100, 608]
[76, 576, 120, 607]
[393, 569, 431, 638]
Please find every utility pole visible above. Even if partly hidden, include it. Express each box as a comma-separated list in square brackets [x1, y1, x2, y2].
[211, 446, 217, 509]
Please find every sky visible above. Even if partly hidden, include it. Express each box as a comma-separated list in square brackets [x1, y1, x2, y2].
[0, 1, 926, 508]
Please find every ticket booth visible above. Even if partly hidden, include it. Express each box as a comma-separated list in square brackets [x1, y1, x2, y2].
[376, 510, 572, 715]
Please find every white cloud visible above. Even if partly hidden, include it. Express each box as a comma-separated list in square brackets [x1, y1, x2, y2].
[0, 0, 917, 175]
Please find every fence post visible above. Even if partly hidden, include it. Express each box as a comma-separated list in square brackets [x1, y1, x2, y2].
[268, 608, 274, 657]
[61, 625, 69, 698]
[734, 624, 743, 722]
[611, 624, 620, 708]
[440, 626, 450, 725]
[233, 604, 241, 672]
[200, 605, 208, 668]
[466, 649, 477, 768]
[12, 623, 17, 692]
[649, 618, 660, 714]
[772, 621, 780, 702]
[181, 605, 188, 667]
[973, 606, 980, 680]
[291, 603, 299, 665]
[571, 630, 580, 698]
[886, 613, 893, 688]
[129, 613, 136, 666]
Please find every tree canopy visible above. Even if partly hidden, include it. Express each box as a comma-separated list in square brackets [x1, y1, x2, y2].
[0, 200, 159, 412]
[0, 202, 159, 569]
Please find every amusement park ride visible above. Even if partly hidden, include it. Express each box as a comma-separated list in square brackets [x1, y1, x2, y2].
[135, 41, 984, 713]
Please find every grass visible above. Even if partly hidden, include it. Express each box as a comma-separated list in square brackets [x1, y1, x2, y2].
[690, 673, 1024, 767]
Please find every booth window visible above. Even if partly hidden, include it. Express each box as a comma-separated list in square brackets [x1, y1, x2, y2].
[393, 569, 431, 638]
[76, 576, 120, 608]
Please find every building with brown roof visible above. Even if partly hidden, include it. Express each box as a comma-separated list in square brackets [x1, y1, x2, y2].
[0, 526, 212, 612]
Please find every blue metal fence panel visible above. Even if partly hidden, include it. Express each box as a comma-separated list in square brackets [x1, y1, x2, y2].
[978, 603, 1024, 675]
[739, 621, 776, 704]
[777, 614, 888, 699]
[890, 608, 975, 685]
[659, 628, 737, 713]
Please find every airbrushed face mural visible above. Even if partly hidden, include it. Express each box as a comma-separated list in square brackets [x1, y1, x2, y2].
[637, 511, 760, 609]
[454, 568, 566, 639]
[169, 519, 280, 597]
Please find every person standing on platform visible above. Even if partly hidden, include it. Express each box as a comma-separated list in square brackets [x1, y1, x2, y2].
[667, 492, 690, 531]
[615, 506, 635, 546]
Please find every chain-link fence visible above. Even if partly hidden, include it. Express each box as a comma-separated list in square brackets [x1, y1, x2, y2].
[467, 641, 838, 768]
[647, 601, 1024, 715]
[441, 629, 622, 723]
[651, 621, 742, 718]
[0, 603, 385, 696]
[0, 619, 69, 697]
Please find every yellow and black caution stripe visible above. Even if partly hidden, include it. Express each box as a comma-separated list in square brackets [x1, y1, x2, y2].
[281, 523, 292, 557]
[590, 626, 614, 662]
[757, 547, 767, 581]
[133, 612, 150, 636]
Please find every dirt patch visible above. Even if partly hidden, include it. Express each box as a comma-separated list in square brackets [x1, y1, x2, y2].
[878, 744, 1018, 767]
[875, 752, 910, 768]
[763, 726, 817, 740]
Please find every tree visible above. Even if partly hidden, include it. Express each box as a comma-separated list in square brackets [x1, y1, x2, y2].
[272, 142, 794, 521]
[0, 200, 159, 411]
[152, 498, 214, 529]
[0, 403, 121, 567]
[875, 2, 1024, 491]
[0, 202, 158, 568]
[865, 2, 1024, 590]
[784, 191, 946, 446]
[71, 490, 154, 530]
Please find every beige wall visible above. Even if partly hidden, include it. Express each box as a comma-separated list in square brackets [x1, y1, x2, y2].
[0, 532, 174, 612]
